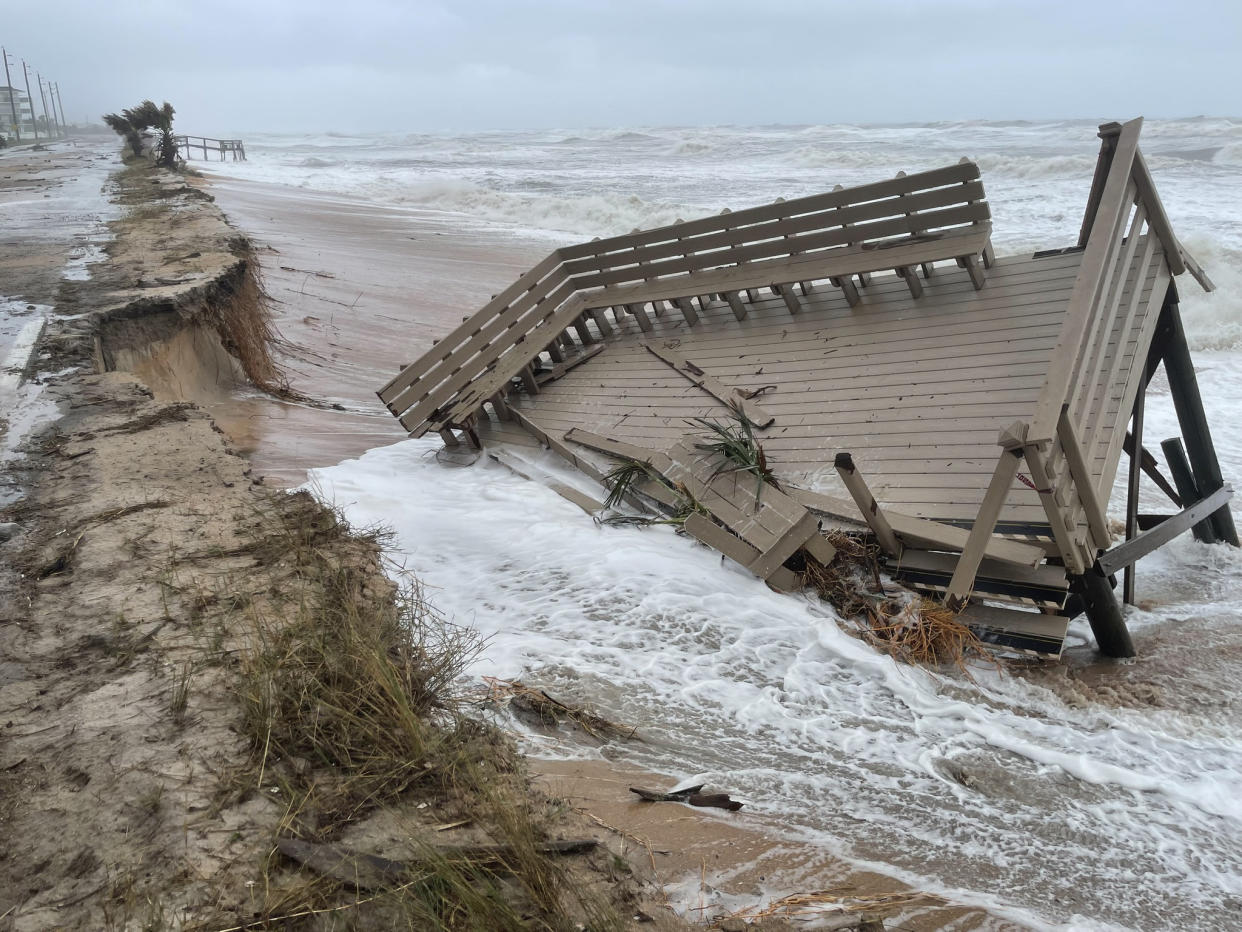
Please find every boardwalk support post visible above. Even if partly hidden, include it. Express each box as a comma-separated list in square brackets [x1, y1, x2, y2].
[1071, 566, 1135, 658]
[1155, 292, 1239, 546]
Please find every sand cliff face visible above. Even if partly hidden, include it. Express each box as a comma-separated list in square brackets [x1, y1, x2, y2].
[0, 153, 307, 928]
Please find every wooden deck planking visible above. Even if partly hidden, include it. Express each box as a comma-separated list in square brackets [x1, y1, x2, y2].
[506, 246, 1159, 528]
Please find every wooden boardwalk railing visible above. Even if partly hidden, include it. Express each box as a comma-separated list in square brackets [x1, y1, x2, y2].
[174, 135, 246, 161]
[943, 118, 1182, 610]
[379, 162, 994, 441]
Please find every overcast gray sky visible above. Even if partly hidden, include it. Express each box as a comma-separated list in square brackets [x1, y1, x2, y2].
[5, 0, 1240, 134]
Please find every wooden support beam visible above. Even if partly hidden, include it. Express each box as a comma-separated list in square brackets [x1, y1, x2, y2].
[1070, 565, 1135, 658]
[1124, 432, 1181, 506]
[683, 513, 799, 592]
[944, 442, 1025, 609]
[961, 253, 986, 290]
[837, 276, 861, 307]
[490, 393, 510, 421]
[833, 452, 902, 556]
[627, 303, 654, 333]
[545, 340, 565, 364]
[571, 315, 595, 345]
[1098, 485, 1233, 577]
[896, 266, 923, 299]
[787, 486, 1044, 568]
[1123, 363, 1146, 604]
[674, 296, 699, 327]
[535, 343, 605, 386]
[724, 291, 747, 321]
[587, 307, 613, 337]
[519, 364, 540, 394]
[1057, 406, 1111, 552]
[1160, 437, 1217, 544]
[438, 428, 460, 447]
[1157, 297, 1239, 545]
[773, 283, 802, 314]
[696, 295, 713, 314]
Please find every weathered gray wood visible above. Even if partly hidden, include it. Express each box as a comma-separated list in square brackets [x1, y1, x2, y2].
[674, 296, 699, 326]
[683, 513, 798, 591]
[724, 291, 748, 321]
[559, 163, 980, 262]
[641, 341, 775, 428]
[1028, 117, 1143, 443]
[535, 344, 605, 386]
[1123, 431, 1180, 506]
[834, 452, 902, 556]
[958, 603, 1068, 657]
[787, 486, 1045, 567]
[1123, 362, 1146, 604]
[1057, 406, 1110, 552]
[1160, 437, 1216, 543]
[945, 444, 1025, 608]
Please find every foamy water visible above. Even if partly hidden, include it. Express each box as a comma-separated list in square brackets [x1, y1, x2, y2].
[230, 118, 1241, 929]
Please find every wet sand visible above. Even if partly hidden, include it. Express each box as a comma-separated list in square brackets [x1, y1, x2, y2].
[203, 174, 549, 486]
[200, 172, 1014, 927]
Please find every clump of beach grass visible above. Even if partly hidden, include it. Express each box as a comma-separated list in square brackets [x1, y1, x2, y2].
[210, 492, 624, 930]
[690, 407, 778, 507]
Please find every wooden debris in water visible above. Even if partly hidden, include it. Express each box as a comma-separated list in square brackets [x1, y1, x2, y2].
[802, 532, 991, 672]
[629, 784, 743, 811]
[480, 677, 638, 740]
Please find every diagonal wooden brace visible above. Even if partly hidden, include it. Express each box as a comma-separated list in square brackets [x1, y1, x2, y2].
[834, 452, 902, 557]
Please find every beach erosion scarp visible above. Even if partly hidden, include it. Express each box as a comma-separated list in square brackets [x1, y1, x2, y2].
[0, 144, 720, 931]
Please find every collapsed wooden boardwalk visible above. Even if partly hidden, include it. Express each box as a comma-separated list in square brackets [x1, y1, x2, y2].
[379, 118, 1236, 659]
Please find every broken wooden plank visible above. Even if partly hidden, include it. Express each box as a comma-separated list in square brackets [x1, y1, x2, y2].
[641, 340, 775, 428]
[683, 513, 799, 591]
[487, 449, 605, 515]
[833, 452, 902, 556]
[781, 487, 1049, 566]
[534, 343, 605, 386]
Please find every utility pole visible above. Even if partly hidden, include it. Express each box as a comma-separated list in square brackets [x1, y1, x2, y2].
[53, 82, 67, 133]
[37, 72, 56, 138]
[21, 60, 37, 141]
[1, 47, 19, 142]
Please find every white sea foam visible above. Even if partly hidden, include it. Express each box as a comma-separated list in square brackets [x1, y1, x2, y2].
[310, 363, 1242, 930]
[214, 120, 1242, 927]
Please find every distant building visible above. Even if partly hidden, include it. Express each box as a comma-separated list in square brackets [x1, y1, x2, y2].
[0, 85, 36, 138]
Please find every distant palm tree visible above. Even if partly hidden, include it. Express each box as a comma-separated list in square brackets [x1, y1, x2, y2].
[103, 100, 178, 167]
[102, 112, 143, 158]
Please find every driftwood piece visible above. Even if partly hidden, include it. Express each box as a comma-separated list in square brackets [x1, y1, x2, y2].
[276, 837, 599, 891]
[629, 785, 743, 812]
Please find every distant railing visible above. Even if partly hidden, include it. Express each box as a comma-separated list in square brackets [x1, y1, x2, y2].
[174, 135, 246, 161]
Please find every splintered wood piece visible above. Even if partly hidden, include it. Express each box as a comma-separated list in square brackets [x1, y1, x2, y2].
[834, 452, 902, 556]
[628, 785, 743, 811]
[641, 340, 775, 428]
[629, 784, 705, 802]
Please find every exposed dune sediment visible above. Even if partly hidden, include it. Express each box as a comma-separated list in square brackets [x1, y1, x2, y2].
[0, 152, 694, 930]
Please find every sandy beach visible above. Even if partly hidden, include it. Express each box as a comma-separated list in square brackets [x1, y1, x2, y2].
[203, 175, 547, 486]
